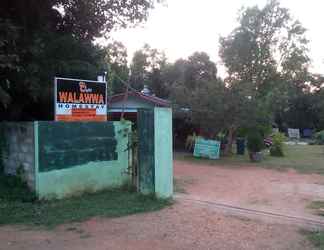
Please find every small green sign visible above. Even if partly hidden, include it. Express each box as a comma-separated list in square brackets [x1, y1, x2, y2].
[193, 139, 220, 159]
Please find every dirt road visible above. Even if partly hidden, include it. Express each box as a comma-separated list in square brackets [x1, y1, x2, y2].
[0, 200, 313, 250]
[1, 160, 322, 250]
[174, 159, 324, 222]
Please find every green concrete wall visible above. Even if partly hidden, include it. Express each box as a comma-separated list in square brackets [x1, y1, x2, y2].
[38, 122, 118, 172]
[154, 108, 173, 198]
[35, 121, 131, 199]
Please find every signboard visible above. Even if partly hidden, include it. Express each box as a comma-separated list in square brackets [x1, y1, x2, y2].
[288, 128, 300, 139]
[193, 139, 220, 160]
[55, 77, 107, 121]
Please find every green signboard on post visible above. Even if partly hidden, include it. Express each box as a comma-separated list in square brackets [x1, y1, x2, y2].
[193, 139, 220, 159]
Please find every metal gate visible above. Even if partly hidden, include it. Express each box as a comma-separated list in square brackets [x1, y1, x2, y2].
[137, 109, 155, 194]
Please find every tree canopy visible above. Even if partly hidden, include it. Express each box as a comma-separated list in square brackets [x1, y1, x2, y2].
[0, 0, 158, 120]
[1, 0, 324, 142]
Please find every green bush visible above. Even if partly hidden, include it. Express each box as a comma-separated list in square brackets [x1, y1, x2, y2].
[314, 130, 324, 145]
[247, 131, 264, 152]
[0, 126, 5, 174]
[270, 132, 286, 157]
[0, 173, 36, 202]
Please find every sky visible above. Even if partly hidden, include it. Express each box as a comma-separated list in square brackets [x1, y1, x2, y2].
[106, 0, 324, 76]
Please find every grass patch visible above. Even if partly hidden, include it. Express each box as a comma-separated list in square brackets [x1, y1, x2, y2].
[173, 177, 196, 194]
[302, 230, 324, 249]
[0, 174, 171, 228]
[175, 145, 324, 175]
[0, 174, 37, 202]
[173, 179, 187, 193]
[308, 201, 324, 216]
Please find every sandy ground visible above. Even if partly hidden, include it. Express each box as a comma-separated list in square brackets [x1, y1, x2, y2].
[1, 160, 323, 250]
[0, 201, 314, 250]
[174, 159, 324, 222]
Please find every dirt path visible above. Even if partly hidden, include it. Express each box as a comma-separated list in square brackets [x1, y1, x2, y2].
[1, 160, 323, 250]
[174, 159, 324, 223]
[0, 201, 313, 250]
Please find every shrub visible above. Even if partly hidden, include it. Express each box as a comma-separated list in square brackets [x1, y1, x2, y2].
[314, 131, 324, 145]
[0, 173, 36, 202]
[270, 132, 286, 157]
[247, 131, 264, 152]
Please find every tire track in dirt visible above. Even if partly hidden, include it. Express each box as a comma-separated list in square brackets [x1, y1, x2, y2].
[176, 193, 324, 230]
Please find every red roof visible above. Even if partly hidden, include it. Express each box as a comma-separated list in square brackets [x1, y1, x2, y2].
[109, 91, 171, 107]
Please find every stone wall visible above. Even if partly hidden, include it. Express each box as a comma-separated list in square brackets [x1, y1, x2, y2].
[1, 123, 35, 190]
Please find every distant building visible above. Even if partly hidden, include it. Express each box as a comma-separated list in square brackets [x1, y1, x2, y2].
[108, 86, 171, 122]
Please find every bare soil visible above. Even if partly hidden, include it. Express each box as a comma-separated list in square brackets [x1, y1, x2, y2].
[174, 159, 324, 222]
[1, 160, 323, 250]
[0, 200, 313, 250]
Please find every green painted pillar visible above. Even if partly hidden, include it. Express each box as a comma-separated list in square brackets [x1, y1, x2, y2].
[154, 108, 173, 198]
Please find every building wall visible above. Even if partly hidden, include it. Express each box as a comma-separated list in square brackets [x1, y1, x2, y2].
[1, 123, 35, 190]
[154, 108, 173, 198]
[34, 121, 131, 199]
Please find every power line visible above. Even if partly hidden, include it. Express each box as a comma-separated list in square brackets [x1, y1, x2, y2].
[111, 72, 138, 93]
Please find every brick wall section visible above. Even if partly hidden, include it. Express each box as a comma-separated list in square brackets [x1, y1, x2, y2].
[1, 123, 35, 190]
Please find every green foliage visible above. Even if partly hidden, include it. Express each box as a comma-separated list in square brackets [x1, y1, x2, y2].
[219, 0, 309, 90]
[314, 130, 324, 145]
[130, 48, 150, 90]
[270, 132, 286, 157]
[0, 18, 20, 108]
[129, 44, 169, 97]
[0, 173, 36, 202]
[0, 0, 158, 120]
[304, 230, 324, 249]
[247, 131, 264, 152]
[105, 41, 129, 94]
[303, 201, 324, 248]
[184, 52, 217, 89]
[236, 127, 248, 138]
[0, 127, 5, 173]
[217, 0, 324, 133]
[308, 201, 324, 215]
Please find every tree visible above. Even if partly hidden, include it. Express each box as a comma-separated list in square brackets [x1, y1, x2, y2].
[104, 41, 129, 94]
[218, 0, 317, 145]
[0, 0, 159, 120]
[1, 0, 158, 41]
[129, 49, 150, 91]
[172, 77, 271, 155]
[184, 52, 217, 89]
[129, 44, 168, 96]
[0, 19, 20, 107]
[219, 0, 310, 93]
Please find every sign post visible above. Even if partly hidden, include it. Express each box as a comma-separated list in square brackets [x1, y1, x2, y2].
[193, 139, 220, 160]
[54, 77, 107, 122]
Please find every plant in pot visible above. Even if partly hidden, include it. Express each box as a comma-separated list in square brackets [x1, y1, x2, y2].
[247, 131, 264, 162]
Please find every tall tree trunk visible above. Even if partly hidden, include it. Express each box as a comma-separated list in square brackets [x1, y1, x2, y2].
[224, 127, 236, 156]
